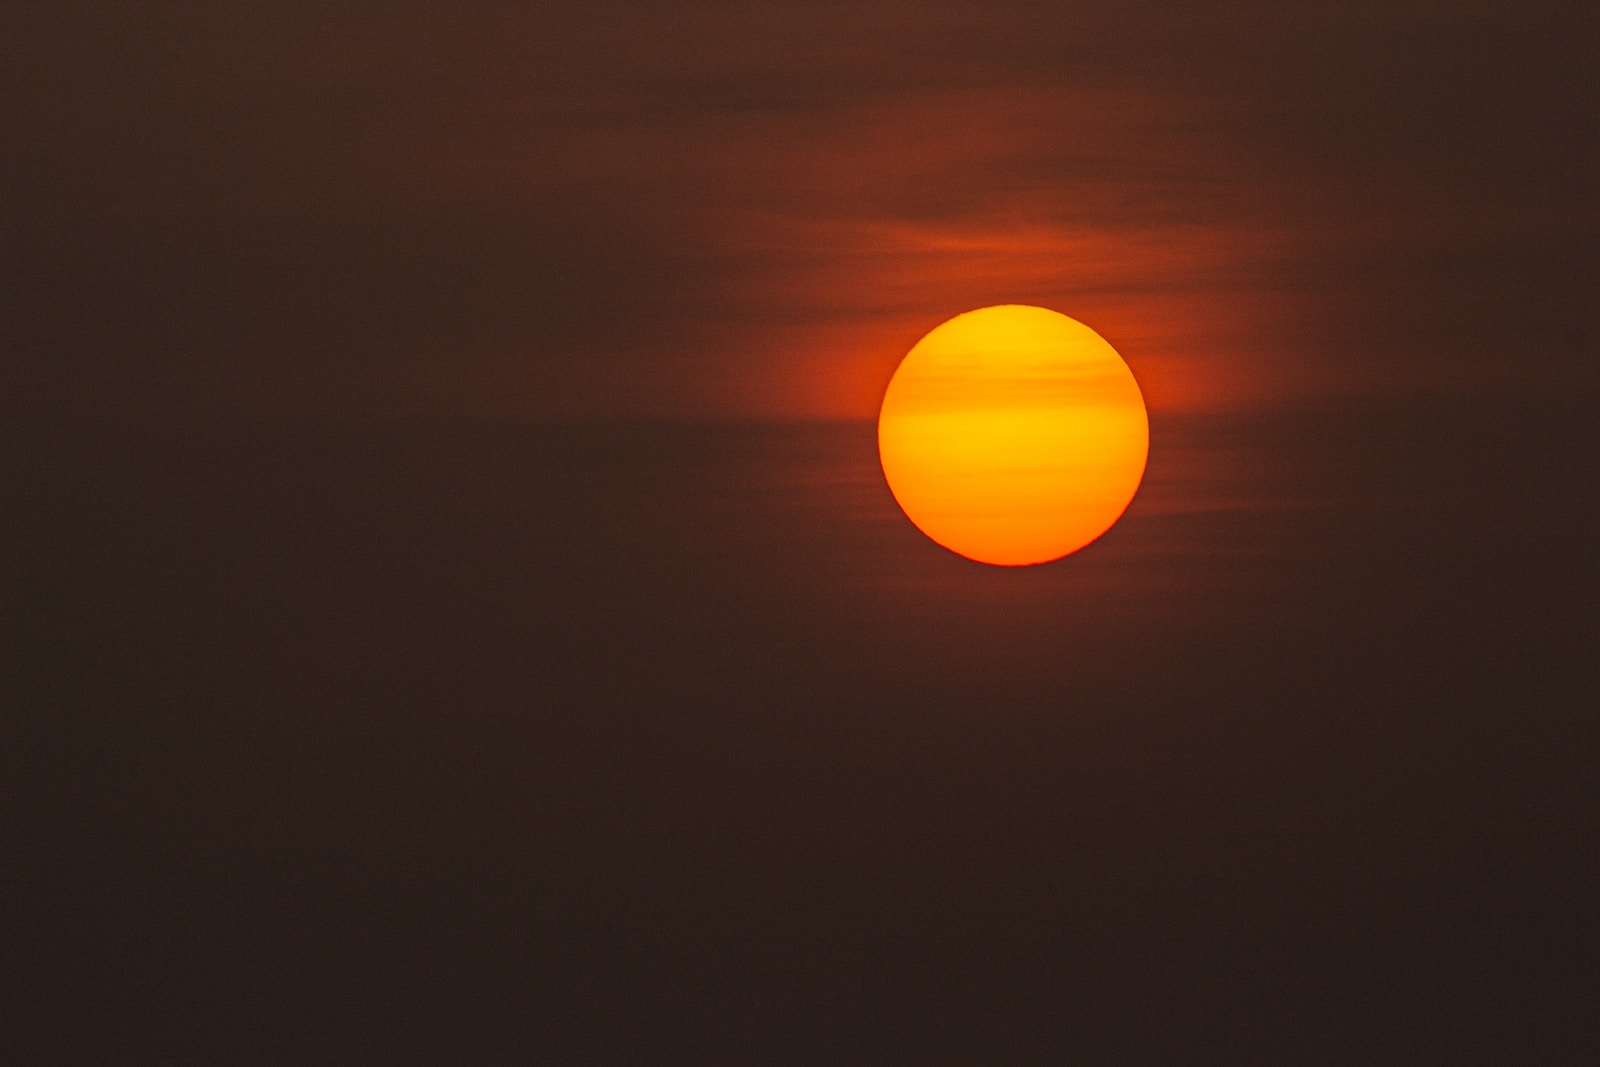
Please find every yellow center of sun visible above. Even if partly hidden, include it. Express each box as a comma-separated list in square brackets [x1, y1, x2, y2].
[877, 305, 1149, 566]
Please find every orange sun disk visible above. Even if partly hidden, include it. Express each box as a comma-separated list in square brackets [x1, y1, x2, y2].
[877, 305, 1149, 566]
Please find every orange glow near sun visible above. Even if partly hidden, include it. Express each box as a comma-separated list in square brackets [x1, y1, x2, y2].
[878, 305, 1149, 566]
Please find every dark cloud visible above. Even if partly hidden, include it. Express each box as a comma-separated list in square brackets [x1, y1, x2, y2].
[5, 1, 1593, 419]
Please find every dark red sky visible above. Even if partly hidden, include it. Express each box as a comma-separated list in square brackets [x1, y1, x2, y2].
[7, 6, 1596, 1062]
[7, 1, 1593, 419]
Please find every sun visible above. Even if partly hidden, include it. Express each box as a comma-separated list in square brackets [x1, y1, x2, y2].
[877, 305, 1149, 566]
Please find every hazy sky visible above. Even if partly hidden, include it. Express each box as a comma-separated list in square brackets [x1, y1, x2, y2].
[9, 7, 1594, 1059]
[7, 2, 1594, 419]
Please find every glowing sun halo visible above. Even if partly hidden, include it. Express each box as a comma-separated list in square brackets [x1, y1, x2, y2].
[877, 305, 1149, 566]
